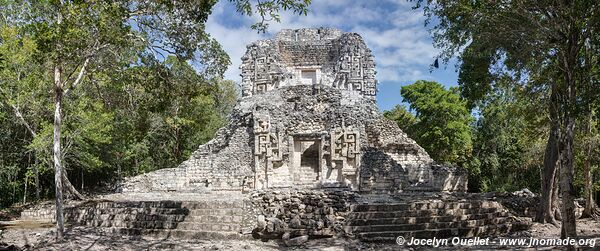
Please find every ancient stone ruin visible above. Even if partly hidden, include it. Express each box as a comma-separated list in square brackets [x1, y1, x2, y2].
[21, 28, 531, 245]
[122, 28, 467, 194]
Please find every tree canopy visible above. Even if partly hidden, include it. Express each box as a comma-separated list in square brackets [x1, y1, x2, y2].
[399, 80, 473, 165]
[414, 0, 600, 238]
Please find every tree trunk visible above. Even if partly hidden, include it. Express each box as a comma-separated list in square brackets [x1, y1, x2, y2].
[538, 132, 558, 224]
[24, 151, 30, 204]
[81, 168, 84, 191]
[62, 170, 85, 200]
[35, 150, 40, 201]
[582, 112, 596, 218]
[559, 115, 576, 240]
[558, 31, 579, 243]
[43, 157, 85, 200]
[537, 84, 560, 225]
[552, 171, 561, 220]
[23, 175, 28, 204]
[53, 64, 65, 240]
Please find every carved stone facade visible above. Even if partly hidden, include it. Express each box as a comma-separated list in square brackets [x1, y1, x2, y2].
[122, 28, 467, 194]
[240, 28, 377, 99]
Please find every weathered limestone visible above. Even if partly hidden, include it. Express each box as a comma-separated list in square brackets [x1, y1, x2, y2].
[122, 28, 467, 194]
[249, 189, 358, 239]
[249, 190, 531, 242]
[347, 200, 531, 242]
[20, 191, 532, 242]
[240, 28, 376, 98]
[22, 198, 253, 240]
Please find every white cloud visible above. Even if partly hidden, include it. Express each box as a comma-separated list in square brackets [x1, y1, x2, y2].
[205, 2, 266, 81]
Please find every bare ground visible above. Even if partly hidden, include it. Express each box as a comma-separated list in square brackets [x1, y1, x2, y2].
[1, 218, 599, 250]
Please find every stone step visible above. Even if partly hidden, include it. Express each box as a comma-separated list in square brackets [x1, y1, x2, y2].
[348, 212, 509, 226]
[66, 213, 245, 228]
[294, 181, 318, 186]
[78, 201, 245, 210]
[68, 207, 191, 215]
[68, 207, 244, 219]
[346, 217, 510, 233]
[347, 208, 501, 219]
[79, 220, 181, 229]
[180, 201, 245, 210]
[356, 223, 523, 242]
[68, 213, 187, 222]
[60, 199, 248, 238]
[185, 215, 243, 224]
[176, 222, 241, 232]
[188, 208, 244, 217]
[93, 201, 187, 209]
[351, 201, 503, 212]
[98, 227, 248, 240]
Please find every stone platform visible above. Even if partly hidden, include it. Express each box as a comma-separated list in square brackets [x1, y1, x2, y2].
[347, 201, 527, 242]
[20, 191, 531, 243]
[21, 193, 253, 240]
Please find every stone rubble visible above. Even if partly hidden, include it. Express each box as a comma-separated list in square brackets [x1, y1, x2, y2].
[249, 189, 357, 240]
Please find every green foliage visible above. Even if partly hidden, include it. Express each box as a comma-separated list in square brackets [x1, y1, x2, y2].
[383, 105, 416, 132]
[414, 0, 600, 204]
[0, 0, 311, 208]
[399, 80, 473, 165]
[103, 56, 237, 174]
[457, 40, 494, 109]
[389, 80, 551, 193]
[467, 85, 542, 192]
[230, 0, 311, 32]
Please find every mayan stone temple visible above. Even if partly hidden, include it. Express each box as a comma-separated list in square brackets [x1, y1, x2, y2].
[20, 28, 531, 244]
[122, 28, 467, 194]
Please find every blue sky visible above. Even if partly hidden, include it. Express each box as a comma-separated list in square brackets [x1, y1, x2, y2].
[205, 0, 459, 111]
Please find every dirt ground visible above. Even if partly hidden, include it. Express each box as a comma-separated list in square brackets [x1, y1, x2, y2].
[1, 218, 599, 250]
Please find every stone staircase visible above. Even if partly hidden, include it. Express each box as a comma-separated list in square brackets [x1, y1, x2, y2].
[346, 200, 530, 242]
[59, 199, 250, 239]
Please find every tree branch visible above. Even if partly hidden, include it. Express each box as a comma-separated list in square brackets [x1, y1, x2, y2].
[63, 57, 91, 97]
[10, 103, 36, 137]
[0, 86, 37, 137]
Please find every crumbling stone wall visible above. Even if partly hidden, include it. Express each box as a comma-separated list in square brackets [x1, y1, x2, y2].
[122, 113, 255, 192]
[249, 189, 357, 240]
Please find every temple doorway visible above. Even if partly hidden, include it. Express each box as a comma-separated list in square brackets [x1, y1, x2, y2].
[293, 137, 321, 186]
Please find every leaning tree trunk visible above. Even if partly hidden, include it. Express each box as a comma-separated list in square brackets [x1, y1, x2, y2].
[62, 170, 85, 200]
[43, 158, 85, 200]
[53, 64, 65, 240]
